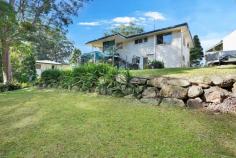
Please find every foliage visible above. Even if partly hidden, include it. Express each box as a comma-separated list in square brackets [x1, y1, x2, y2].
[105, 23, 144, 36]
[129, 64, 140, 70]
[0, 81, 21, 92]
[190, 35, 204, 66]
[33, 27, 74, 63]
[41, 69, 62, 87]
[0, 0, 90, 83]
[11, 43, 37, 83]
[0, 1, 17, 41]
[149, 60, 164, 69]
[39, 64, 131, 96]
[70, 48, 82, 65]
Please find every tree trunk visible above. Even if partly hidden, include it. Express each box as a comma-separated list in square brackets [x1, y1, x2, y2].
[1, 40, 12, 84]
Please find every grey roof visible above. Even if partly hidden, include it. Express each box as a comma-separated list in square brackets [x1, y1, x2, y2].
[86, 23, 191, 44]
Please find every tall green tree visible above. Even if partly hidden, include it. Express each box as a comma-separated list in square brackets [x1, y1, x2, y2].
[0, 0, 90, 83]
[11, 42, 36, 82]
[34, 27, 74, 63]
[190, 35, 204, 66]
[0, 1, 17, 83]
[105, 23, 144, 36]
[70, 48, 82, 65]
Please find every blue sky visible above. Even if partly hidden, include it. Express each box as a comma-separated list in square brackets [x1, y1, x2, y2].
[67, 0, 236, 53]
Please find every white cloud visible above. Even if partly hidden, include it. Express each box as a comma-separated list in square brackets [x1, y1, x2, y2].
[78, 22, 101, 26]
[144, 11, 166, 20]
[112, 17, 137, 24]
[78, 11, 166, 28]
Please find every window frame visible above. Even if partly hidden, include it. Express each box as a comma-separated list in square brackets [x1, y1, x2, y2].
[156, 33, 173, 45]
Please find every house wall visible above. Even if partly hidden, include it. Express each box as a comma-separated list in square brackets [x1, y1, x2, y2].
[36, 64, 70, 77]
[117, 31, 190, 68]
[223, 30, 236, 51]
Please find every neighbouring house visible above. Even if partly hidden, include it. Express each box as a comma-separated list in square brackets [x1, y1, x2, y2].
[36, 60, 70, 77]
[205, 30, 236, 65]
[86, 23, 193, 69]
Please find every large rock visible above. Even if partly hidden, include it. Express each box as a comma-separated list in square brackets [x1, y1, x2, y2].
[198, 83, 210, 89]
[142, 87, 157, 98]
[140, 98, 161, 106]
[211, 76, 234, 88]
[207, 97, 236, 114]
[167, 78, 191, 87]
[232, 83, 236, 94]
[160, 98, 185, 107]
[124, 94, 135, 99]
[147, 77, 168, 88]
[187, 98, 203, 109]
[204, 86, 230, 104]
[160, 85, 188, 99]
[130, 77, 148, 85]
[189, 76, 212, 85]
[115, 74, 127, 84]
[188, 86, 203, 98]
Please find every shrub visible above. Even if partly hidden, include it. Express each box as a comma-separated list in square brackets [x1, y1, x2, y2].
[72, 63, 120, 92]
[0, 82, 22, 92]
[149, 60, 164, 69]
[129, 63, 139, 70]
[40, 69, 62, 87]
[38, 63, 133, 97]
[38, 64, 128, 94]
[60, 70, 73, 89]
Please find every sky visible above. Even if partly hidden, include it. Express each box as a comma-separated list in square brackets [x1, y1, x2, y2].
[67, 0, 236, 53]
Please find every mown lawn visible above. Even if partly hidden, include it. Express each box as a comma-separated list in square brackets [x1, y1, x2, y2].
[0, 89, 236, 158]
[131, 65, 236, 78]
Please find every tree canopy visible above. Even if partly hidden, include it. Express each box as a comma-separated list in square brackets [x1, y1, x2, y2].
[105, 24, 144, 36]
[70, 48, 82, 65]
[0, 0, 90, 83]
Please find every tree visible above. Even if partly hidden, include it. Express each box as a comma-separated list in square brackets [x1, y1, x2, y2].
[34, 27, 74, 63]
[70, 48, 82, 65]
[190, 35, 204, 66]
[0, 1, 17, 83]
[0, 0, 90, 83]
[105, 23, 144, 36]
[11, 42, 36, 82]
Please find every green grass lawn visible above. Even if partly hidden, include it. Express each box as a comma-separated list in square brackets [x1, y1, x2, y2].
[131, 65, 236, 78]
[0, 89, 236, 157]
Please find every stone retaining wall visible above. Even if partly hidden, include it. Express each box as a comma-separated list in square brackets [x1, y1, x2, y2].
[117, 75, 236, 114]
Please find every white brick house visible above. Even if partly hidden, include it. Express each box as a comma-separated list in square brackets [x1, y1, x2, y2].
[86, 23, 193, 69]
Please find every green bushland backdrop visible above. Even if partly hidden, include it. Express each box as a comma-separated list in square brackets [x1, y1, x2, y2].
[39, 64, 140, 97]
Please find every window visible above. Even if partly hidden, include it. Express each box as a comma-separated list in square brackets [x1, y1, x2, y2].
[135, 39, 143, 44]
[135, 37, 148, 44]
[156, 33, 172, 45]
[132, 56, 140, 64]
[103, 40, 115, 52]
[116, 42, 123, 49]
[144, 37, 148, 42]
